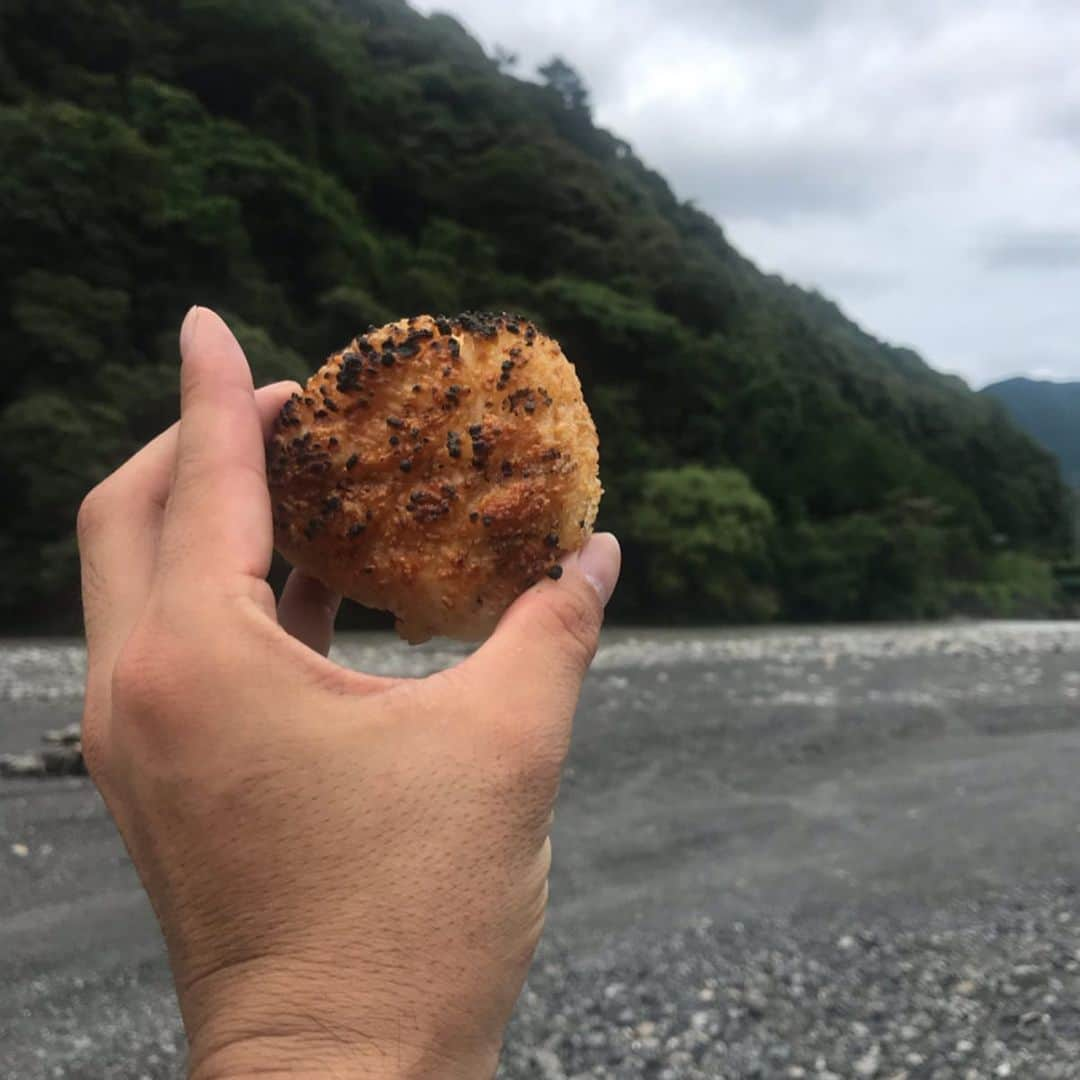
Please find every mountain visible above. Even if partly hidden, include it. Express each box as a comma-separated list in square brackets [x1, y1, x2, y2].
[0, 0, 1070, 629]
[981, 378, 1080, 487]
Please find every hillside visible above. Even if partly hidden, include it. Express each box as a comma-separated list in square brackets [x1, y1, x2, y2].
[982, 378, 1080, 487]
[0, 0, 1070, 629]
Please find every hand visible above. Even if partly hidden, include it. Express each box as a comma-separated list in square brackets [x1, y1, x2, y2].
[76, 308, 620, 1079]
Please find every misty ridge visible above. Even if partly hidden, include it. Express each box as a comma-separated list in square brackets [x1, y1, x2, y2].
[982, 377, 1080, 489]
[0, 0, 1072, 631]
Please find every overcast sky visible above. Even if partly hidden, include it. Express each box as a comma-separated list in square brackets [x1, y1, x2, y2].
[413, 0, 1080, 388]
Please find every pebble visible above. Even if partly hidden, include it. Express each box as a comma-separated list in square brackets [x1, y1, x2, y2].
[853, 1047, 880, 1076]
[9, 626, 1080, 1077]
[496, 882, 1080, 1079]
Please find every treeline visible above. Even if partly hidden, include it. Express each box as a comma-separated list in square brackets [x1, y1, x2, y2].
[0, 0, 1069, 630]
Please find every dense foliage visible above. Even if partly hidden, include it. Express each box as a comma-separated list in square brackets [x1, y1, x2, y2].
[0, 0, 1070, 630]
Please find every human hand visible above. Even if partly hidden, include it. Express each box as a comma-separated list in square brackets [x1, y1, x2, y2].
[77, 308, 620, 1079]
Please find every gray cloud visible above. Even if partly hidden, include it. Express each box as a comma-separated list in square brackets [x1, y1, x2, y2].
[807, 266, 903, 300]
[662, 138, 908, 221]
[658, 0, 830, 38]
[981, 230, 1080, 271]
[416, 0, 1080, 385]
[1049, 104, 1080, 147]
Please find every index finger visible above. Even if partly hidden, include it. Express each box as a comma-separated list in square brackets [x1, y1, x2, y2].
[158, 307, 275, 585]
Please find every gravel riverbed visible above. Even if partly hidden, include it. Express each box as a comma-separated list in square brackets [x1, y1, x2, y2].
[504, 886, 1080, 1079]
[4, 623, 1080, 1079]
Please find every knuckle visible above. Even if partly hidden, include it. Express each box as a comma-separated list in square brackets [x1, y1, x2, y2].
[535, 587, 601, 673]
[487, 716, 569, 795]
[76, 484, 114, 546]
[79, 715, 109, 783]
[110, 601, 248, 730]
[110, 624, 169, 717]
[110, 611, 202, 720]
[487, 758, 562, 835]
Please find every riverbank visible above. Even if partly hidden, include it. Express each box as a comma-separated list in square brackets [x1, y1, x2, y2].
[4, 623, 1080, 1077]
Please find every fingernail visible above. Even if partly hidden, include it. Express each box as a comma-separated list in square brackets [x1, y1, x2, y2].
[577, 533, 621, 606]
[179, 305, 202, 359]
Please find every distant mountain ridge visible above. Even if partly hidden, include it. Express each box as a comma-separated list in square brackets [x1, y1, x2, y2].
[981, 378, 1080, 487]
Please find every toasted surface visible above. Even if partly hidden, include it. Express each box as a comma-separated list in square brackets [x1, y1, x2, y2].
[268, 313, 602, 643]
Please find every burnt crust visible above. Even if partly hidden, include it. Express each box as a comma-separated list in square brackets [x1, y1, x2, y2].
[268, 313, 602, 643]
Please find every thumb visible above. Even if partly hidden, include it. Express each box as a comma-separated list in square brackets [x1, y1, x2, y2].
[461, 533, 621, 725]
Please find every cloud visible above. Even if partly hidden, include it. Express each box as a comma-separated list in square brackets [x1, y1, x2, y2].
[415, 0, 1080, 385]
[654, 135, 909, 221]
[980, 230, 1080, 271]
[805, 266, 902, 300]
[655, 0, 831, 39]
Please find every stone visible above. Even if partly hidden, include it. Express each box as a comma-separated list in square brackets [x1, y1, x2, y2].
[41, 746, 86, 776]
[42, 722, 82, 746]
[532, 1048, 566, 1080]
[854, 1047, 881, 1077]
[1010, 964, 1042, 985]
[745, 989, 768, 1016]
[0, 753, 46, 778]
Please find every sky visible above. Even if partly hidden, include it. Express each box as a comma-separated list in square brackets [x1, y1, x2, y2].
[412, 0, 1080, 388]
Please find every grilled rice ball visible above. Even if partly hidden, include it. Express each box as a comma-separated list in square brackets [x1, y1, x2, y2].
[268, 313, 602, 644]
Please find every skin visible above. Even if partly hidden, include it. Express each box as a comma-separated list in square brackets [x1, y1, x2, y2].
[76, 307, 621, 1079]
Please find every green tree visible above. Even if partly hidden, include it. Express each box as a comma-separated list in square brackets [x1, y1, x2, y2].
[0, 0, 1069, 629]
[628, 467, 778, 620]
[538, 57, 590, 114]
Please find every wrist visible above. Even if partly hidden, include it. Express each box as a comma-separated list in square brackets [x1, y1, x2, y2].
[180, 958, 500, 1080]
[188, 1034, 497, 1080]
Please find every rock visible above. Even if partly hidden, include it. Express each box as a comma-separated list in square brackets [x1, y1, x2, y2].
[494, 872, 1080, 1080]
[0, 753, 46, 778]
[42, 722, 82, 746]
[1, 726, 85, 779]
[1009, 964, 1043, 986]
[853, 1046, 881, 1077]
[745, 988, 768, 1016]
[10, 843, 29, 858]
[41, 745, 86, 776]
[532, 1048, 566, 1079]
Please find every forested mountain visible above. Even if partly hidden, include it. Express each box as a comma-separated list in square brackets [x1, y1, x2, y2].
[0, 0, 1069, 629]
[982, 378, 1080, 488]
